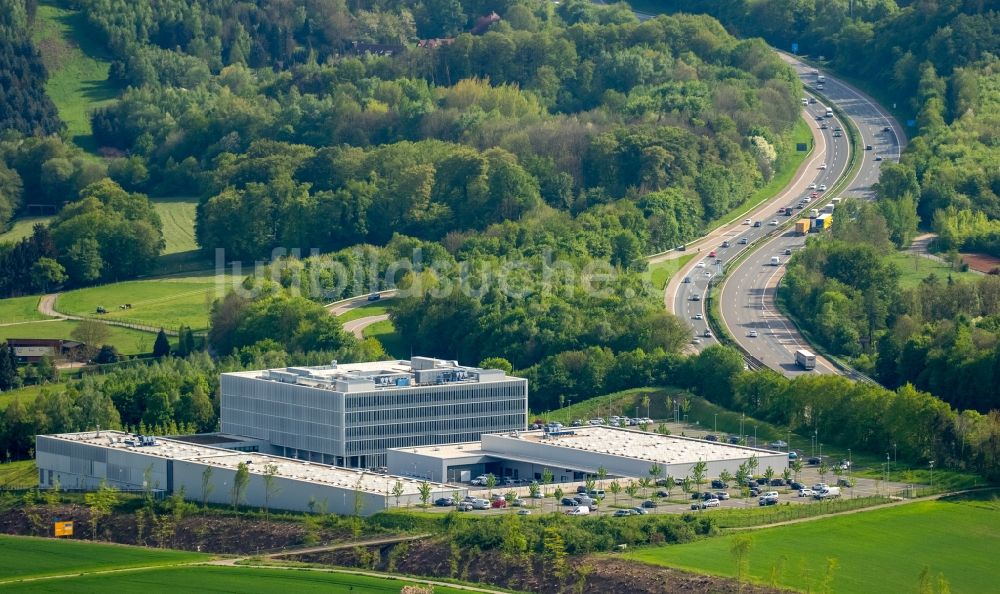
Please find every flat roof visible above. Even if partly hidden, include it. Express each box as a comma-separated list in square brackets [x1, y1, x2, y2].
[45, 431, 449, 496]
[506, 427, 780, 464]
[224, 356, 520, 392]
[398, 426, 781, 466]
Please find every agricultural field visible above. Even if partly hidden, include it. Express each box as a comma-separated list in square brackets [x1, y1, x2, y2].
[0, 296, 46, 324]
[0, 535, 206, 583]
[0, 320, 156, 355]
[631, 493, 1000, 593]
[152, 197, 199, 255]
[0, 217, 53, 244]
[55, 272, 232, 332]
[30, 0, 119, 145]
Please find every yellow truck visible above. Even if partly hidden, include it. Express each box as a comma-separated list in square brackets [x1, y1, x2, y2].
[795, 219, 811, 235]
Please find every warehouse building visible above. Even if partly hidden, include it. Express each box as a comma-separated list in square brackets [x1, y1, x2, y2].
[220, 357, 528, 469]
[387, 426, 789, 485]
[36, 431, 463, 516]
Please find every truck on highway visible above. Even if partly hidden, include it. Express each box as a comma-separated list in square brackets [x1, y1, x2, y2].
[824, 106, 833, 117]
[831, 197, 842, 206]
[814, 212, 832, 231]
[795, 349, 816, 370]
[809, 208, 819, 218]
[795, 220, 811, 235]
[822, 203, 835, 214]
[818, 75, 826, 84]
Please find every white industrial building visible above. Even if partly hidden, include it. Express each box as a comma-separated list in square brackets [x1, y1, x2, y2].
[221, 357, 528, 469]
[36, 431, 464, 516]
[388, 426, 789, 485]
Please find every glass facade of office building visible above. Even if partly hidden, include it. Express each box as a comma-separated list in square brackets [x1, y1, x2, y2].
[221, 358, 528, 469]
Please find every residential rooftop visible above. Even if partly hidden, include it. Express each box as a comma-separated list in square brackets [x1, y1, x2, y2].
[47, 431, 448, 495]
[223, 356, 516, 392]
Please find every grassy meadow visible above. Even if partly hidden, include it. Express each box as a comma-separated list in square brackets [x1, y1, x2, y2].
[631, 492, 1000, 593]
[0, 320, 156, 355]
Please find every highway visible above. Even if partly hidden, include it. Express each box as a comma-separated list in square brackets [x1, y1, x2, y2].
[715, 56, 907, 377]
[668, 94, 843, 358]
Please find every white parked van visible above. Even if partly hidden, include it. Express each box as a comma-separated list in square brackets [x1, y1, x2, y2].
[814, 486, 841, 499]
[566, 505, 591, 516]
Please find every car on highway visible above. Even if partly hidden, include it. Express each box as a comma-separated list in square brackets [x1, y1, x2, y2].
[875, 154, 883, 161]
[753, 221, 762, 227]
[691, 337, 702, 345]
[883, 126, 892, 132]
[693, 313, 703, 320]
[708, 250, 717, 257]
[682, 276, 692, 283]
[704, 329, 713, 338]
[784, 248, 793, 255]
[739, 237, 748, 244]
[696, 261, 706, 268]
[808, 183, 817, 189]
[704, 271, 712, 278]
[367, 293, 381, 301]
[690, 293, 701, 301]
[769, 219, 778, 226]
[833, 131, 842, 137]
[820, 123, 828, 129]
[819, 163, 827, 169]
[721, 241, 731, 248]
[748, 330, 758, 338]
[676, 244, 686, 251]
[818, 184, 827, 191]
[744, 218, 752, 225]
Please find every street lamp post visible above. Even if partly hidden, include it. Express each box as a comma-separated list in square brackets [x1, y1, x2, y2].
[929, 460, 935, 493]
[714, 414, 718, 434]
[893, 443, 897, 470]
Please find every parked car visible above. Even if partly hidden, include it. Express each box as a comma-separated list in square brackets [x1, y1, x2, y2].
[715, 491, 730, 500]
[517, 509, 532, 515]
[711, 479, 725, 489]
[631, 507, 648, 515]
[770, 478, 786, 486]
[457, 502, 474, 511]
[807, 457, 822, 465]
[471, 498, 491, 510]
[491, 499, 507, 509]
[576, 485, 588, 494]
[511, 498, 525, 507]
[655, 479, 671, 487]
[613, 509, 632, 517]
[812, 483, 829, 492]
[799, 488, 816, 497]
[642, 499, 658, 508]
[704, 434, 718, 442]
[692, 498, 720, 510]
[561, 497, 578, 506]
[749, 487, 761, 497]
[759, 495, 779, 506]
[434, 497, 453, 507]
[656, 489, 670, 498]
[790, 482, 805, 491]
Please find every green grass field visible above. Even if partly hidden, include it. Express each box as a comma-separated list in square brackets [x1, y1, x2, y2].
[888, 251, 980, 288]
[152, 197, 199, 255]
[539, 387, 689, 420]
[56, 272, 231, 332]
[0, 535, 207, 583]
[0, 217, 53, 245]
[0, 460, 36, 488]
[1, 564, 482, 593]
[363, 319, 407, 359]
[645, 254, 695, 291]
[337, 303, 391, 323]
[0, 320, 156, 355]
[31, 1, 119, 146]
[631, 494, 1000, 593]
[0, 296, 46, 324]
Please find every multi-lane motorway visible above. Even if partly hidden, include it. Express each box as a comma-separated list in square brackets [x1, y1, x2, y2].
[717, 56, 907, 376]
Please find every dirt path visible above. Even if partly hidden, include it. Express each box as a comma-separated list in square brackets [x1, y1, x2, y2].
[36, 292, 174, 335]
[906, 233, 944, 263]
